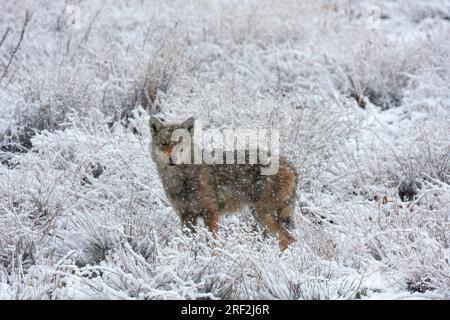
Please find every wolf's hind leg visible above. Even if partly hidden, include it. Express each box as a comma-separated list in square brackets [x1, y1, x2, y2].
[278, 204, 295, 230]
[254, 203, 295, 252]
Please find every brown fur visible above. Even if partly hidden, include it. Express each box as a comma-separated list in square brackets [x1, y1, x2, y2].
[150, 117, 297, 251]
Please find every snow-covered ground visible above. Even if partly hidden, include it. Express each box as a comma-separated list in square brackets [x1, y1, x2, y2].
[0, 0, 449, 299]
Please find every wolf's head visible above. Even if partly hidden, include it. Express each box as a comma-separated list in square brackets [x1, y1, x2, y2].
[149, 117, 195, 166]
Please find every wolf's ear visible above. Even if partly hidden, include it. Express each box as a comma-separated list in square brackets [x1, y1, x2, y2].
[181, 117, 195, 134]
[150, 117, 163, 135]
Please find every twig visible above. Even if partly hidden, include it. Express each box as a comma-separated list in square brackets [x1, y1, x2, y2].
[81, 3, 104, 44]
[1, 11, 32, 80]
[0, 27, 11, 48]
[408, 188, 448, 210]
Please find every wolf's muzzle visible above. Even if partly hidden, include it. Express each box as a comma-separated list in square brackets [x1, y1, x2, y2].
[168, 155, 177, 166]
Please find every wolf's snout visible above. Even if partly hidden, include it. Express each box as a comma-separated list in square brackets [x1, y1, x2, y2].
[168, 155, 177, 166]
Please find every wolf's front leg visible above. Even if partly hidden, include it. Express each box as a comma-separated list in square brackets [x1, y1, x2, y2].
[203, 211, 219, 239]
[181, 214, 198, 235]
[202, 211, 219, 255]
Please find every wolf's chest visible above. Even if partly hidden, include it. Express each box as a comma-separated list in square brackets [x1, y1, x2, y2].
[164, 178, 197, 203]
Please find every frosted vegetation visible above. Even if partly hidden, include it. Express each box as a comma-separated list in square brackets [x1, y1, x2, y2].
[0, 0, 449, 299]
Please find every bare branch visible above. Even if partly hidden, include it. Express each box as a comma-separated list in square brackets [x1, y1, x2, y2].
[1, 11, 32, 80]
[0, 27, 11, 48]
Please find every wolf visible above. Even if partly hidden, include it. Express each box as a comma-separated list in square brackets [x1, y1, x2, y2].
[149, 117, 297, 251]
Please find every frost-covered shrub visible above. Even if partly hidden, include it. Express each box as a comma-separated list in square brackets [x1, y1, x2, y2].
[0, 0, 449, 300]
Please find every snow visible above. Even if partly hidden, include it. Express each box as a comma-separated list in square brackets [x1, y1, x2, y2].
[0, 0, 449, 299]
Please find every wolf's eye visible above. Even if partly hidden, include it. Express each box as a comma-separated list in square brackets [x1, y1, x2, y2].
[161, 141, 168, 146]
